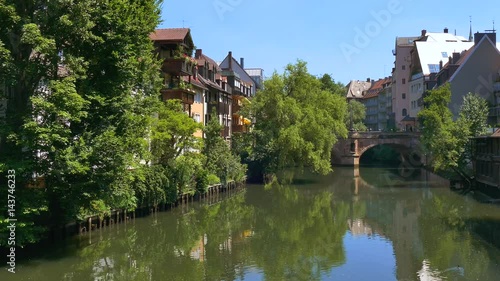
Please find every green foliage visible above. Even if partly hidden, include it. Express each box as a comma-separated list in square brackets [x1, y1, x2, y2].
[150, 99, 201, 165]
[203, 112, 247, 184]
[171, 153, 204, 196]
[0, 0, 164, 246]
[418, 84, 486, 181]
[459, 93, 489, 137]
[319, 73, 345, 96]
[207, 174, 221, 185]
[347, 100, 367, 131]
[195, 168, 209, 194]
[246, 61, 348, 178]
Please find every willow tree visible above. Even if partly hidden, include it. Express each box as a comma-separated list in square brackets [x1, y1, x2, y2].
[247, 61, 348, 179]
[0, 0, 163, 246]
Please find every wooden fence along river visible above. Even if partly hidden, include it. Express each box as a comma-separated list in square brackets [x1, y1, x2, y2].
[47, 180, 246, 242]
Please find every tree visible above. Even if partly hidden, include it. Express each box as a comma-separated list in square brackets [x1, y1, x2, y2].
[459, 93, 489, 137]
[150, 99, 201, 166]
[203, 112, 247, 184]
[0, 0, 163, 246]
[319, 73, 345, 96]
[346, 99, 367, 131]
[246, 61, 348, 178]
[418, 84, 473, 183]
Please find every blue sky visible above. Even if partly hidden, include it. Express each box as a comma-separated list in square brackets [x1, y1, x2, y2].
[159, 0, 498, 85]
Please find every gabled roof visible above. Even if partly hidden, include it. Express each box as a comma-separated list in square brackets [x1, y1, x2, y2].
[150, 28, 190, 42]
[181, 76, 208, 90]
[219, 54, 254, 85]
[197, 54, 221, 72]
[362, 77, 392, 99]
[197, 75, 226, 92]
[414, 41, 474, 75]
[449, 35, 500, 82]
[422, 32, 469, 43]
[346, 80, 371, 99]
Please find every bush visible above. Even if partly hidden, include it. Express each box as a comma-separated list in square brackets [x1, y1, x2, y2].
[207, 174, 220, 185]
[195, 169, 209, 194]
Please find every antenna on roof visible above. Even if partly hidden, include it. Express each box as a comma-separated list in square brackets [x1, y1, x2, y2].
[469, 16, 473, 42]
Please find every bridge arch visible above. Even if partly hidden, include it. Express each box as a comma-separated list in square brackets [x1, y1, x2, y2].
[331, 132, 424, 167]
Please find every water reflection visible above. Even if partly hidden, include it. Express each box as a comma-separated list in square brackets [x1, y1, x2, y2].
[3, 167, 500, 281]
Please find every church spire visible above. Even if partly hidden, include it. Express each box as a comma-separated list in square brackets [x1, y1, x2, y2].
[469, 16, 473, 42]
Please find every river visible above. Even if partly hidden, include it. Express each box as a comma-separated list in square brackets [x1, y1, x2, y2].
[3, 167, 500, 281]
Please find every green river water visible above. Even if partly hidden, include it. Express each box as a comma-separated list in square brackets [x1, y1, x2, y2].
[2, 167, 500, 281]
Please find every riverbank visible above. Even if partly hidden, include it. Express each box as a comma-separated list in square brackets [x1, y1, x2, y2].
[1, 179, 246, 258]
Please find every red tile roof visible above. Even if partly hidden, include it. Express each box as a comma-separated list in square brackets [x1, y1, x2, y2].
[362, 77, 392, 99]
[150, 28, 190, 42]
[181, 76, 208, 90]
[196, 54, 221, 71]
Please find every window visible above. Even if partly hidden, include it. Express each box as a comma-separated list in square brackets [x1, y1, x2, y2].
[402, 93, 406, 99]
[402, 108, 407, 116]
[402, 78, 406, 84]
[402, 65, 406, 70]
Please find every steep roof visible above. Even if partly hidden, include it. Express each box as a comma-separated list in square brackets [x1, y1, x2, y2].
[346, 80, 371, 99]
[150, 28, 190, 42]
[414, 41, 474, 75]
[363, 77, 392, 99]
[449, 35, 500, 82]
[219, 54, 254, 84]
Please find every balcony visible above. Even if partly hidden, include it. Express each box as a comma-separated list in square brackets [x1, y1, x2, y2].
[218, 102, 230, 114]
[162, 58, 195, 76]
[233, 124, 248, 133]
[161, 88, 194, 105]
[232, 86, 243, 96]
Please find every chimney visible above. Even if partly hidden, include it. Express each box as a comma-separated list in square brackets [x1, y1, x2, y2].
[240, 57, 244, 69]
[421, 29, 427, 37]
[452, 52, 460, 64]
[444, 27, 449, 33]
[439, 60, 443, 69]
[195, 49, 202, 59]
[228, 51, 232, 70]
[366, 78, 370, 82]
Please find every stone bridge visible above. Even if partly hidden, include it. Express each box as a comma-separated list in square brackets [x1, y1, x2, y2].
[332, 132, 424, 166]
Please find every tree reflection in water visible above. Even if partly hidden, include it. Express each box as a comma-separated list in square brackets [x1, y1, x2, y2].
[5, 168, 500, 281]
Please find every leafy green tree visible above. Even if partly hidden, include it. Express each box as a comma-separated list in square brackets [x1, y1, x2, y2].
[459, 93, 489, 137]
[246, 61, 348, 178]
[150, 99, 201, 166]
[203, 112, 247, 184]
[418, 84, 472, 182]
[319, 73, 345, 96]
[347, 99, 367, 131]
[0, 0, 163, 246]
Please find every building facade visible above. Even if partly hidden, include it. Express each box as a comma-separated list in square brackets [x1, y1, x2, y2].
[195, 49, 232, 140]
[150, 28, 197, 115]
[435, 31, 500, 123]
[392, 36, 419, 130]
[472, 129, 500, 197]
[219, 52, 256, 134]
[407, 29, 473, 124]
